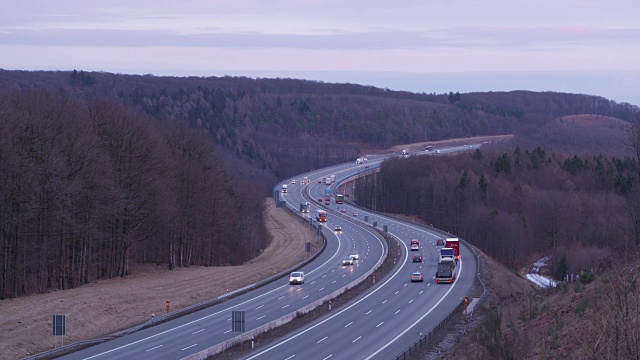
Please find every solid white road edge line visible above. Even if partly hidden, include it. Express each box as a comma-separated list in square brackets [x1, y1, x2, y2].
[363, 258, 463, 359]
[244, 237, 407, 360]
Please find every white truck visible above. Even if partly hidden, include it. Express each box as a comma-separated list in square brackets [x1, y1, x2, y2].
[329, 174, 336, 183]
[356, 157, 368, 164]
[281, 184, 288, 193]
[438, 247, 455, 263]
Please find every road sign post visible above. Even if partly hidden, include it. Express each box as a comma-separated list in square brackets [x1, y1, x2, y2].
[53, 314, 66, 348]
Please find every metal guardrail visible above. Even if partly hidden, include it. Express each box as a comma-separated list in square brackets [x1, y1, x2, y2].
[281, 161, 490, 359]
[334, 171, 489, 359]
[181, 188, 390, 359]
[392, 300, 466, 360]
[391, 231, 488, 359]
[22, 199, 328, 360]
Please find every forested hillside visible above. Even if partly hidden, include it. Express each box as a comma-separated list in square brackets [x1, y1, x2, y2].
[2, 69, 639, 299]
[1, 70, 638, 188]
[0, 90, 269, 299]
[355, 144, 638, 273]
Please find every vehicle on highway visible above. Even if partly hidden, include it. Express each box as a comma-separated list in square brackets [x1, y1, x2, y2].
[435, 261, 456, 284]
[281, 184, 288, 193]
[299, 202, 310, 213]
[325, 187, 332, 201]
[316, 210, 327, 222]
[435, 150, 440, 154]
[291, 179, 296, 184]
[289, 271, 305, 285]
[365, 165, 369, 168]
[349, 252, 359, 260]
[425, 145, 433, 152]
[353, 211, 358, 216]
[342, 257, 354, 266]
[341, 208, 346, 212]
[446, 238, 461, 259]
[412, 255, 423, 262]
[410, 272, 424, 282]
[334, 225, 342, 233]
[436, 238, 445, 246]
[324, 200, 330, 205]
[318, 180, 322, 183]
[410, 244, 419, 251]
[318, 198, 323, 202]
[411, 239, 419, 245]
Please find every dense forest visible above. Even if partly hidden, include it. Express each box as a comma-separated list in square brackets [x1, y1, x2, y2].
[2, 69, 640, 300]
[354, 143, 640, 275]
[1, 70, 638, 188]
[0, 90, 269, 299]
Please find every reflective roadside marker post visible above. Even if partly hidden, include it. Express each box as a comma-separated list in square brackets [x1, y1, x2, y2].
[53, 314, 66, 348]
[464, 296, 469, 314]
[166, 300, 170, 313]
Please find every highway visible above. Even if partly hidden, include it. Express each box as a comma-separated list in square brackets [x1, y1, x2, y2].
[58, 164, 386, 360]
[55, 145, 478, 360]
[244, 147, 478, 359]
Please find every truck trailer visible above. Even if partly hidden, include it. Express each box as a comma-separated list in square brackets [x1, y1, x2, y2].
[324, 188, 332, 201]
[445, 238, 460, 259]
[299, 202, 309, 213]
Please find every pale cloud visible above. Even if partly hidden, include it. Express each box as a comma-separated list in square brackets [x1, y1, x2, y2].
[1, 0, 639, 104]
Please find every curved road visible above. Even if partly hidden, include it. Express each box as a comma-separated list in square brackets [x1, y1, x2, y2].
[58, 145, 477, 360]
[60, 171, 385, 359]
[248, 147, 477, 359]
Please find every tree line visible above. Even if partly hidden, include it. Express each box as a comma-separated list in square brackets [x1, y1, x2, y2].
[0, 89, 269, 299]
[354, 146, 637, 275]
[1, 69, 637, 186]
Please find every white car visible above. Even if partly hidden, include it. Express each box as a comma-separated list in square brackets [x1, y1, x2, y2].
[342, 257, 354, 266]
[349, 253, 359, 260]
[291, 179, 296, 184]
[289, 271, 304, 284]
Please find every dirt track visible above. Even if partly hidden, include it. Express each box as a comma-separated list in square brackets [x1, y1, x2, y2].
[0, 199, 319, 360]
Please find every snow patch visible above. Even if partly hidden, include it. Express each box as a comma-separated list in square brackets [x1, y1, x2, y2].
[526, 256, 557, 288]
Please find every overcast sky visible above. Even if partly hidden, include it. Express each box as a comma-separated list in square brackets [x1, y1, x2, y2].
[2, 0, 639, 105]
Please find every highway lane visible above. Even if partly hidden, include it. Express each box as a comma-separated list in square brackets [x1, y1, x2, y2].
[243, 226, 476, 360]
[243, 146, 479, 360]
[60, 164, 386, 360]
[58, 145, 475, 360]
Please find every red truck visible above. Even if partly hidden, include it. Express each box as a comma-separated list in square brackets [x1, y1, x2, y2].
[445, 238, 460, 259]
